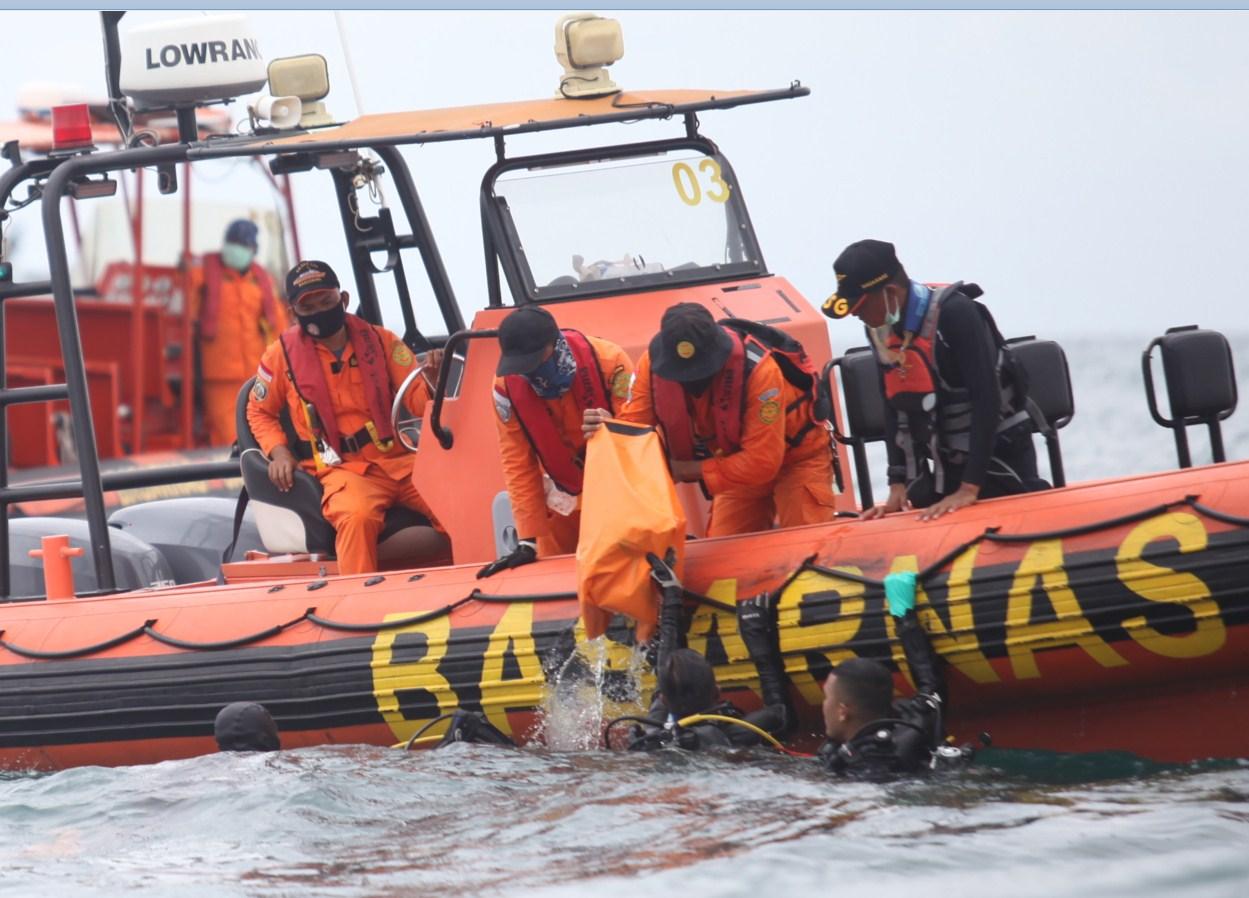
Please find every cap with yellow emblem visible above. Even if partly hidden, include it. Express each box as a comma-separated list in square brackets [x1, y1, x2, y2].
[649, 302, 734, 382]
[822, 239, 902, 319]
[285, 259, 340, 305]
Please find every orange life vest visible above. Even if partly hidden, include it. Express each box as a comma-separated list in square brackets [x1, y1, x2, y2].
[720, 318, 828, 448]
[505, 329, 609, 495]
[652, 327, 750, 460]
[201, 252, 280, 340]
[278, 314, 395, 456]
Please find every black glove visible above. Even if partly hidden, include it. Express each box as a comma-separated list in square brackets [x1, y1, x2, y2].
[646, 549, 684, 670]
[736, 591, 795, 738]
[476, 540, 537, 579]
[435, 710, 517, 748]
[646, 549, 681, 593]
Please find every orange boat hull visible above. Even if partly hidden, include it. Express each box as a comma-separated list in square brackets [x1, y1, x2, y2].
[1, 460, 1247, 769]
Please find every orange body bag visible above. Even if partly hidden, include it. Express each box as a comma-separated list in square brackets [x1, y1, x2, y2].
[575, 420, 687, 641]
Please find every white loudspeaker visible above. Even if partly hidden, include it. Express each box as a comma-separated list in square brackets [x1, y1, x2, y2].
[253, 95, 302, 129]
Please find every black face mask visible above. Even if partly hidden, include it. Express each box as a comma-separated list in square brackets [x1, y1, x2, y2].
[296, 301, 346, 339]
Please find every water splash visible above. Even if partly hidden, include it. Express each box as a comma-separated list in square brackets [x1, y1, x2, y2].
[533, 635, 651, 750]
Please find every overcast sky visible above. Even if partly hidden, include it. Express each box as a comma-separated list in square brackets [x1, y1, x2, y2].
[3, 10, 1248, 343]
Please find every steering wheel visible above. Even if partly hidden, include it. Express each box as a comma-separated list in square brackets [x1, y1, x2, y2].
[390, 362, 435, 453]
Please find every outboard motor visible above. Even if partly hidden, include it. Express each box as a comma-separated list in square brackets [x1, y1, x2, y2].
[109, 497, 265, 583]
[1142, 326, 1238, 468]
[1005, 336, 1075, 487]
[8, 517, 174, 599]
[828, 347, 888, 510]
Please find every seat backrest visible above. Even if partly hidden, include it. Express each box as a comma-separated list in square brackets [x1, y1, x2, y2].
[835, 347, 887, 442]
[1005, 337, 1075, 430]
[234, 377, 336, 555]
[1153, 327, 1237, 422]
[1142, 326, 1237, 469]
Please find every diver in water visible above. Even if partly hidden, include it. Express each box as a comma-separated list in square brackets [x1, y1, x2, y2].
[818, 572, 966, 777]
[214, 701, 281, 753]
[616, 552, 794, 752]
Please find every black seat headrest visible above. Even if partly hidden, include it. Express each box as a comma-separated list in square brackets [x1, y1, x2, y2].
[837, 347, 887, 442]
[1006, 338, 1074, 429]
[1157, 327, 1237, 421]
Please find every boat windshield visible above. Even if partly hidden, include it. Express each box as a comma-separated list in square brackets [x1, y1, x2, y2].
[490, 146, 764, 301]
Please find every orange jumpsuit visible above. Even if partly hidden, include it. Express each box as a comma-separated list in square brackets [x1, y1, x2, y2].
[493, 336, 633, 557]
[246, 325, 437, 575]
[189, 262, 287, 447]
[620, 351, 837, 536]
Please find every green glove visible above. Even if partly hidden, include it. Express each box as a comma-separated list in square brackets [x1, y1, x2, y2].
[884, 571, 918, 618]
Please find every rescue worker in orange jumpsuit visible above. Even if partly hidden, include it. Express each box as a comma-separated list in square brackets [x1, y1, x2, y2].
[478, 306, 633, 577]
[584, 302, 837, 537]
[246, 260, 447, 575]
[189, 219, 287, 447]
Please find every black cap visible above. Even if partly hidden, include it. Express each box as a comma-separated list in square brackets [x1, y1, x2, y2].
[285, 260, 340, 305]
[224, 219, 259, 248]
[822, 239, 901, 319]
[214, 701, 281, 752]
[497, 306, 560, 376]
[649, 302, 734, 382]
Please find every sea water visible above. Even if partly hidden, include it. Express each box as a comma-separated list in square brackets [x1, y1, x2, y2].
[2, 333, 1247, 897]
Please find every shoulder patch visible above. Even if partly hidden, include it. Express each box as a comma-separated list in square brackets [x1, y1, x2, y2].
[391, 342, 414, 367]
[610, 365, 629, 400]
[250, 380, 269, 402]
[759, 398, 780, 425]
[256, 362, 274, 383]
[758, 387, 780, 402]
[493, 388, 512, 423]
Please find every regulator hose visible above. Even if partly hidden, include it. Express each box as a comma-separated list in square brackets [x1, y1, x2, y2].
[394, 713, 460, 750]
[677, 713, 814, 758]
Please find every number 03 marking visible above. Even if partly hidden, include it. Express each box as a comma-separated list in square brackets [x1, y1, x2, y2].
[672, 158, 731, 206]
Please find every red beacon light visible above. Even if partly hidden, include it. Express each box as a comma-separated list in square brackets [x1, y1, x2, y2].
[50, 103, 95, 150]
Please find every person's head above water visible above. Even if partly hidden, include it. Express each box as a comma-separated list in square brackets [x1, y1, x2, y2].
[822, 239, 911, 330]
[822, 657, 895, 743]
[214, 701, 281, 752]
[658, 648, 721, 719]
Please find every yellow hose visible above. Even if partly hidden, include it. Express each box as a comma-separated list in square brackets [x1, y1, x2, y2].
[676, 713, 787, 751]
[391, 734, 444, 750]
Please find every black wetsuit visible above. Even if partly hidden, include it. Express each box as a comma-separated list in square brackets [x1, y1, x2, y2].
[819, 610, 949, 778]
[879, 285, 1046, 505]
[640, 698, 787, 751]
[630, 568, 791, 752]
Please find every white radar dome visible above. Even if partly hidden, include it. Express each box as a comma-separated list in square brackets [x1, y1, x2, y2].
[119, 14, 266, 108]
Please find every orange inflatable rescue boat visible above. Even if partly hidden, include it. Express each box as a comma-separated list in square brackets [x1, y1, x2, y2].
[1, 14, 1246, 769]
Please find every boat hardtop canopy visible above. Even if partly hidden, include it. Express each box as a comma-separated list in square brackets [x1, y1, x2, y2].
[223, 86, 809, 155]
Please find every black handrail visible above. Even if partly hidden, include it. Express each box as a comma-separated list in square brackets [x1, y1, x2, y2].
[38, 144, 192, 591]
[0, 460, 240, 504]
[375, 145, 464, 336]
[429, 328, 498, 450]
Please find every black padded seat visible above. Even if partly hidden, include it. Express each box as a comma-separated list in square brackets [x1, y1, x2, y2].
[234, 378, 432, 561]
[1142, 326, 1237, 468]
[828, 347, 889, 509]
[1004, 336, 1074, 487]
